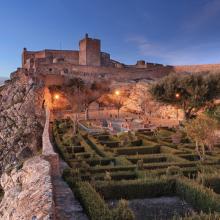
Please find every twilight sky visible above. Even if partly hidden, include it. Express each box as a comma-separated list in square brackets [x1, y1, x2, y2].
[1, 0, 220, 77]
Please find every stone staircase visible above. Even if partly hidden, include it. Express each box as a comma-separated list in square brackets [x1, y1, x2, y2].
[48, 120, 88, 220]
[53, 176, 88, 220]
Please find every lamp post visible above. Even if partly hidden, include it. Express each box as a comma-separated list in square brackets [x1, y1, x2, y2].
[115, 90, 121, 118]
[175, 93, 180, 121]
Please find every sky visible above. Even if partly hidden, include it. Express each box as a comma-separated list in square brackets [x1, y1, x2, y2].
[1, 0, 220, 77]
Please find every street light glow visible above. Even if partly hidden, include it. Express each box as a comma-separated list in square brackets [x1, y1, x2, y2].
[54, 94, 60, 100]
[175, 93, 180, 99]
[115, 90, 120, 96]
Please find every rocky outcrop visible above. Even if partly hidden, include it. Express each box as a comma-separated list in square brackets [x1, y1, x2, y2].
[0, 156, 54, 220]
[116, 81, 184, 119]
[0, 70, 45, 174]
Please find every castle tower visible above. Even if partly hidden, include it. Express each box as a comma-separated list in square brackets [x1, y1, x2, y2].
[79, 34, 101, 66]
[22, 47, 27, 67]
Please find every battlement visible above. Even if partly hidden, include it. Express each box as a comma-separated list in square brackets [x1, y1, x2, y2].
[22, 34, 169, 70]
[19, 34, 174, 85]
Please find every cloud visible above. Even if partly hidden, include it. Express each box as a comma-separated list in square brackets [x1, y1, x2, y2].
[126, 36, 168, 58]
[126, 35, 220, 65]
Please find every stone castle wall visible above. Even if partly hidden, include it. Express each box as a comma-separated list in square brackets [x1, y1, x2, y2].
[23, 49, 80, 69]
[35, 62, 173, 85]
[174, 64, 220, 73]
[20, 35, 220, 89]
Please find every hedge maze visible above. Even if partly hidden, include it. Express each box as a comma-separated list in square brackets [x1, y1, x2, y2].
[53, 118, 220, 220]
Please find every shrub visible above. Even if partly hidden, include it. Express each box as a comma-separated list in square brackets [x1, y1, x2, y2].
[112, 199, 135, 220]
[176, 178, 220, 213]
[127, 155, 168, 164]
[104, 171, 112, 182]
[86, 135, 112, 157]
[181, 212, 220, 220]
[95, 178, 176, 200]
[130, 139, 142, 146]
[100, 140, 120, 148]
[116, 145, 160, 155]
[171, 130, 183, 144]
[115, 156, 133, 166]
[137, 159, 144, 170]
[166, 166, 182, 177]
[74, 182, 113, 220]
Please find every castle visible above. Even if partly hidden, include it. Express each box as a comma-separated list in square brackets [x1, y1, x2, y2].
[20, 34, 173, 85]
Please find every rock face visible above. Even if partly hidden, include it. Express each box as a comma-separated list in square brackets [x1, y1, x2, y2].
[0, 156, 54, 220]
[0, 70, 45, 174]
[114, 81, 184, 120]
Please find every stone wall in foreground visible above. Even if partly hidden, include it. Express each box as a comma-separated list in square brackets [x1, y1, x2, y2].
[0, 156, 54, 220]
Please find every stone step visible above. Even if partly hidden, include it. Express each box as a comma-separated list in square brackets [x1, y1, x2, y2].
[52, 177, 88, 220]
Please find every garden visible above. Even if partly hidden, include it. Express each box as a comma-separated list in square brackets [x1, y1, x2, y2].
[53, 117, 220, 220]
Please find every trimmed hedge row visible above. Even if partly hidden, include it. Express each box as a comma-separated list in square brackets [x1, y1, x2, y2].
[95, 178, 176, 200]
[143, 161, 196, 170]
[85, 135, 112, 157]
[86, 158, 115, 166]
[182, 213, 220, 220]
[90, 165, 136, 174]
[74, 182, 113, 220]
[128, 155, 167, 164]
[115, 145, 160, 155]
[100, 140, 120, 148]
[95, 177, 220, 214]
[160, 145, 184, 154]
[114, 156, 133, 166]
[53, 123, 70, 160]
[63, 173, 135, 220]
[204, 177, 220, 194]
[176, 178, 220, 213]
[94, 170, 137, 181]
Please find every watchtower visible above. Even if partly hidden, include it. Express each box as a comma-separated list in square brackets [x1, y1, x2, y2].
[79, 34, 101, 66]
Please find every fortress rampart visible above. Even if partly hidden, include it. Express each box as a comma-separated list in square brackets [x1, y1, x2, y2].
[20, 34, 173, 85]
[174, 64, 220, 73]
[18, 34, 220, 87]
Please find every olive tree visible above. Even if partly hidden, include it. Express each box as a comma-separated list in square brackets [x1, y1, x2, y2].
[184, 115, 218, 160]
[150, 73, 220, 119]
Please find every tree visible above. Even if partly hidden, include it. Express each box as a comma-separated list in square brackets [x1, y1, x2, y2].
[82, 81, 109, 120]
[66, 78, 110, 120]
[184, 115, 218, 160]
[99, 92, 124, 118]
[205, 104, 220, 122]
[150, 73, 220, 119]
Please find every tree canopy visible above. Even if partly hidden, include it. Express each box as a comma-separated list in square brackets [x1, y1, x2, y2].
[150, 72, 220, 119]
[67, 78, 110, 119]
[184, 115, 218, 159]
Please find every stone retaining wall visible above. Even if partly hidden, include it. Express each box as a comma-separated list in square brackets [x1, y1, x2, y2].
[42, 107, 60, 177]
